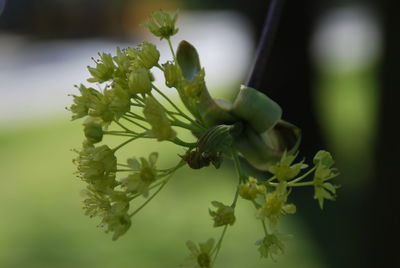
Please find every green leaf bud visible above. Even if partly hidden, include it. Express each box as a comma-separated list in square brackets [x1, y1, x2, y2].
[128, 67, 152, 95]
[162, 61, 182, 88]
[83, 117, 103, 144]
[143, 96, 176, 141]
[142, 10, 179, 40]
[209, 201, 235, 227]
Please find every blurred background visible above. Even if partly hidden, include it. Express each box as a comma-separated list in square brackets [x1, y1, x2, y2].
[0, 0, 397, 267]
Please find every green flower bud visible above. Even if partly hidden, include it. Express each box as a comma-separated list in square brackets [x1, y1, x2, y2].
[142, 10, 179, 40]
[209, 201, 235, 227]
[239, 177, 266, 200]
[104, 87, 131, 120]
[83, 117, 103, 144]
[162, 61, 182, 88]
[137, 42, 160, 69]
[128, 67, 152, 95]
[69, 84, 102, 120]
[143, 96, 176, 141]
[113, 47, 130, 76]
[87, 53, 115, 83]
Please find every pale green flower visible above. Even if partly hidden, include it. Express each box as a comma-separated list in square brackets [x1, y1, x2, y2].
[163, 61, 182, 88]
[87, 52, 115, 83]
[256, 183, 296, 225]
[209, 201, 235, 227]
[121, 152, 158, 197]
[268, 151, 308, 181]
[182, 238, 214, 268]
[142, 10, 179, 40]
[143, 96, 176, 141]
[312, 150, 339, 209]
[128, 67, 152, 95]
[255, 233, 285, 260]
[239, 177, 266, 200]
[74, 144, 117, 182]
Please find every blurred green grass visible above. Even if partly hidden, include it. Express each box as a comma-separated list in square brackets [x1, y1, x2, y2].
[0, 117, 326, 268]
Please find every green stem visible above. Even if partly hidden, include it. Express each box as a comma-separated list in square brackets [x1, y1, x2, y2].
[211, 225, 229, 265]
[113, 120, 137, 134]
[167, 38, 177, 62]
[288, 166, 316, 185]
[129, 161, 184, 216]
[122, 116, 149, 131]
[170, 137, 197, 148]
[170, 120, 203, 132]
[231, 149, 246, 183]
[152, 85, 201, 128]
[113, 136, 139, 152]
[261, 220, 269, 236]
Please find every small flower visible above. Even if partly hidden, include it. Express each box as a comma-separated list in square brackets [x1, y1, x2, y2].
[82, 187, 131, 240]
[143, 96, 176, 141]
[69, 84, 102, 120]
[183, 238, 214, 268]
[128, 67, 152, 95]
[87, 53, 115, 83]
[268, 151, 308, 181]
[209, 201, 235, 227]
[256, 183, 296, 225]
[74, 143, 117, 182]
[136, 42, 160, 69]
[255, 233, 285, 260]
[101, 200, 131, 241]
[83, 117, 103, 144]
[113, 47, 131, 75]
[163, 61, 182, 88]
[312, 150, 339, 209]
[104, 87, 131, 120]
[142, 10, 179, 40]
[239, 177, 266, 200]
[121, 152, 158, 197]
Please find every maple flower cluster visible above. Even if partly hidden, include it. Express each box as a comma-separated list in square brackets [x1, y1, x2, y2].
[69, 10, 339, 267]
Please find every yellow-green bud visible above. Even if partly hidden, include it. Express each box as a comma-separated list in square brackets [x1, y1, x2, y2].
[143, 96, 176, 141]
[87, 53, 115, 83]
[142, 10, 179, 40]
[128, 67, 152, 95]
[209, 201, 235, 227]
[239, 177, 266, 200]
[137, 42, 160, 69]
[163, 61, 182, 88]
[104, 87, 131, 120]
[83, 117, 103, 144]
